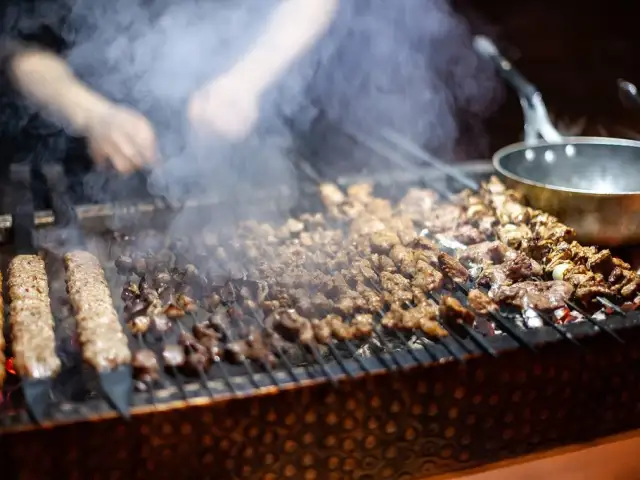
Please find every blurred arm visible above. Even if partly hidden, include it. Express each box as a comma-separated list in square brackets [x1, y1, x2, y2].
[4, 42, 111, 134]
[225, 0, 339, 94]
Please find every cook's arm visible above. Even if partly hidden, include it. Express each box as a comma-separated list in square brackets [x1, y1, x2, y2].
[224, 0, 339, 94]
[2, 41, 111, 134]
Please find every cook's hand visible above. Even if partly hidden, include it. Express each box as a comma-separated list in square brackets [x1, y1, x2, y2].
[84, 103, 157, 174]
[187, 75, 260, 141]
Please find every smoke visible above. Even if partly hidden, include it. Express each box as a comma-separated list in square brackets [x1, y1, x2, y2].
[5, 0, 501, 247]
[301, 0, 501, 170]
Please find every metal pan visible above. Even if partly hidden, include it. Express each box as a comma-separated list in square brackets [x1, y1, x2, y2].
[473, 36, 640, 246]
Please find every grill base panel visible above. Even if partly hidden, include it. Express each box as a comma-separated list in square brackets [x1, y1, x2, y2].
[4, 321, 640, 480]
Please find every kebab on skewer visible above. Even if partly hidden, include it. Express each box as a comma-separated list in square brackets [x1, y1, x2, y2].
[477, 176, 640, 304]
[64, 251, 131, 371]
[8, 255, 61, 379]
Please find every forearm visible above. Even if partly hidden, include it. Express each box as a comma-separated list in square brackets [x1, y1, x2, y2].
[7, 45, 110, 133]
[229, 0, 339, 93]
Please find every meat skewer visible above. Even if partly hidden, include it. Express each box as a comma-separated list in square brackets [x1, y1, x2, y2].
[477, 177, 638, 306]
[64, 251, 131, 371]
[8, 255, 61, 379]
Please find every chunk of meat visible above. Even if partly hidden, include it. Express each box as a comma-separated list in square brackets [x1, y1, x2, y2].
[397, 188, 438, 221]
[411, 266, 444, 293]
[422, 205, 464, 233]
[442, 225, 486, 245]
[438, 296, 474, 329]
[496, 224, 532, 250]
[478, 252, 543, 292]
[437, 252, 470, 284]
[457, 241, 510, 267]
[493, 281, 574, 311]
[467, 289, 496, 316]
[370, 230, 401, 254]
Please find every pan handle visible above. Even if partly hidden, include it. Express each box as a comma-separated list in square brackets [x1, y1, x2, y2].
[473, 35, 563, 144]
[617, 79, 640, 109]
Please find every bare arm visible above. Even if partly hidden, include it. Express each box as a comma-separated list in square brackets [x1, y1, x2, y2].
[226, 0, 339, 94]
[5, 43, 156, 172]
[6, 44, 111, 134]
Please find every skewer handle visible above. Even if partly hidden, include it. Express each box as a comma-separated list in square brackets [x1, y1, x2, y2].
[617, 78, 640, 109]
[9, 161, 35, 254]
[41, 162, 86, 248]
[473, 36, 538, 103]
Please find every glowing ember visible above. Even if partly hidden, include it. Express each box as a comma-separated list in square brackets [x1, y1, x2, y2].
[5, 357, 15, 376]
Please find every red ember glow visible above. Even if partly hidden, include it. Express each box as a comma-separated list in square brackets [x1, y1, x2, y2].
[5, 357, 15, 376]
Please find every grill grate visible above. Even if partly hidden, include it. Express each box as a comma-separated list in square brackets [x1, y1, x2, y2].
[0, 151, 637, 429]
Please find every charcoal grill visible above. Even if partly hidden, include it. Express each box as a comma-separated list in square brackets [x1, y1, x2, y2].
[2, 158, 640, 480]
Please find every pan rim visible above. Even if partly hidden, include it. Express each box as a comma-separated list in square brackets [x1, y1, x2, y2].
[492, 136, 640, 196]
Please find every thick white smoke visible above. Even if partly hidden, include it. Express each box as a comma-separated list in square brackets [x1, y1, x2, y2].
[5, 0, 502, 239]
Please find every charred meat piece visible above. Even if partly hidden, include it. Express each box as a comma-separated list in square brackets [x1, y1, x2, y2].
[132, 349, 160, 382]
[127, 315, 152, 335]
[132, 256, 147, 277]
[457, 241, 510, 267]
[322, 314, 354, 341]
[244, 329, 277, 366]
[121, 281, 139, 303]
[352, 314, 374, 339]
[439, 296, 474, 330]
[411, 266, 444, 294]
[319, 183, 346, 213]
[380, 271, 411, 292]
[422, 204, 463, 234]
[478, 252, 543, 292]
[369, 230, 401, 254]
[493, 280, 574, 311]
[183, 351, 212, 374]
[151, 312, 171, 333]
[437, 252, 470, 284]
[176, 293, 198, 313]
[265, 309, 314, 345]
[442, 225, 486, 245]
[199, 335, 223, 360]
[225, 340, 249, 364]
[193, 323, 222, 342]
[311, 318, 333, 344]
[381, 302, 446, 337]
[397, 188, 438, 222]
[162, 345, 186, 369]
[381, 306, 404, 329]
[467, 289, 496, 316]
[115, 255, 134, 276]
[496, 224, 532, 250]
[164, 303, 186, 319]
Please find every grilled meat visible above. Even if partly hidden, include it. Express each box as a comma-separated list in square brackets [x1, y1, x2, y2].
[65, 251, 131, 371]
[493, 280, 574, 311]
[467, 289, 496, 316]
[132, 349, 160, 382]
[106, 175, 634, 376]
[9, 255, 61, 379]
[437, 252, 470, 284]
[439, 296, 474, 330]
